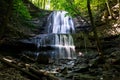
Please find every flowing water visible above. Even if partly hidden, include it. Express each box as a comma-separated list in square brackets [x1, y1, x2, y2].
[23, 11, 76, 60]
[46, 11, 75, 34]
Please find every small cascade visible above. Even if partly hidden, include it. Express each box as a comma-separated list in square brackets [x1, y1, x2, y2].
[33, 34, 76, 59]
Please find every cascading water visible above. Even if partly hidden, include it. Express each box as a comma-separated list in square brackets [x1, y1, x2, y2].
[46, 11, 75, 34]
[22, 11, 76, 60]
[34, 34, 76, 59]
[39, 11, 76, 59]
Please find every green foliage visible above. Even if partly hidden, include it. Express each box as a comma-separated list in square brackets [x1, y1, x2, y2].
[13, 0, 31, 19]
[29, 0, 49, 9]
[29, 0, 106, 18]
[50, 0, 106, 17]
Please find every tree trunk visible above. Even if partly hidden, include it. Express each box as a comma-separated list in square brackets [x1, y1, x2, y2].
[0, 0, 14, 39]
[87, 0, 102, 56]
[118, 0, 120, 20]
[38, 0, 40, 8]
[106, 0, 112, 19]
[43, 0, 46, 9]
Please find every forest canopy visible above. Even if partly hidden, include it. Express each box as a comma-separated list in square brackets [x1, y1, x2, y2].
[29, 0, 106, 17]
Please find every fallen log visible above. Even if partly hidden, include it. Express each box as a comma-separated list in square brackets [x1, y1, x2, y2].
[21, 54, 36, 62]
[29, 67, 61, 80]
[0, 55, 41, 80]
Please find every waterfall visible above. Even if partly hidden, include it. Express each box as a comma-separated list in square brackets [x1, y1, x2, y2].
[46, 11, 75, 34]
[23, 11, 76, 60]
[34, 34, 76, 59]
[38, 11, 76, 59]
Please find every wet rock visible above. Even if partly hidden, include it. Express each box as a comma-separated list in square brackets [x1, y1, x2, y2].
[106, 51, 120, 64]
[104, 47, 120, 54]
[37, 54, 51, 64]
[73, 16, 91, 32]
[0, 40, 37, 52]
[61, 67, 68, 74]
[66, 73, 96, 80]
[73, 64, 89, 73]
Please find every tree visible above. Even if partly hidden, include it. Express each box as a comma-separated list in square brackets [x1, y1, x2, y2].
[118, 0, 120, 20]
[106, 0, 112, 19]
[0, 0, 31, 39]
[0, 0, 14, 39]
[87, 0, 102, 56]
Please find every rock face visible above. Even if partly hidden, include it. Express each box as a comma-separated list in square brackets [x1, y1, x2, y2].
[0, 40, 37, 53]
[29, 12, 91, 34]
[73, 16, 91, 32]
[0, 10, 80, 63]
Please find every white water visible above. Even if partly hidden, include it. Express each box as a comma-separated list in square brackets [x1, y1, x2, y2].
[33, 34, 76, 59]
[30, 11, 76, 59]
[46, 11, 75, 34]
[46, 11, 76, 59]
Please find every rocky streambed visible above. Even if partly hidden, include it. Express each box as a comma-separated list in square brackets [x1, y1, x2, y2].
[0, 45, 120, 80]
[0, 33, 120, 80]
